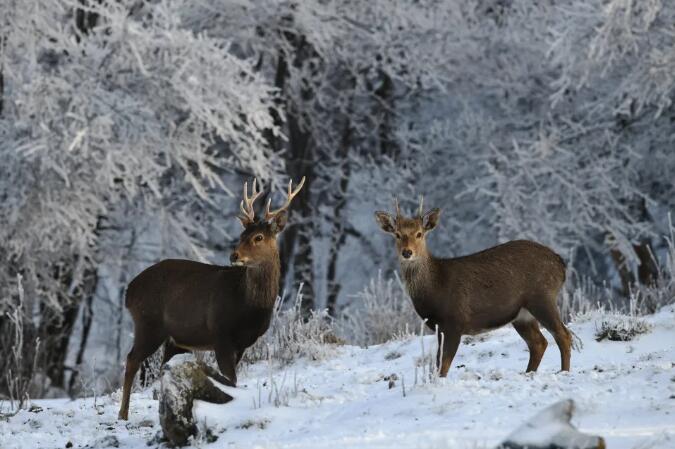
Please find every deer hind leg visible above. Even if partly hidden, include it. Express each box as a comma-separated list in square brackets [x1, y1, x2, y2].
[118, 327, 165, 420]
[512, 311, 548, 372]
[526, 299, 572, 372]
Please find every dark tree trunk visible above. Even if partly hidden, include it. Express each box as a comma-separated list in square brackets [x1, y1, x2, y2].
[634, 239, 658, 287]
[325, 86, 355, 316]
[40, 302, 80, 388]
[116, 227, 137, 365]
[39, 263, 98, 389]
[271, 29, 318, 314]
[262, 51, 288, 155]
[74, 0, 100, 40]
[633, 199, 659, 287]
[1, 33, 5, 118]
[281, 110, 315, 313]
[610, 240, 658, 298]
[373, 70, 399, 158]
[0, 57, 4, 117]
[610, 247, 634, 297]
[67, 293, 94, 394]
[39, 220, 102, 390]
[610, 198, 659, 297]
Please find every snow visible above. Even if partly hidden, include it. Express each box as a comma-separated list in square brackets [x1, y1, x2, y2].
[2, 306, 675, 449]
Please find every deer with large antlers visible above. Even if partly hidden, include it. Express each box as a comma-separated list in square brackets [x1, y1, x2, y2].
[118, 177, 305, 420]
[375, 197, 572, 376]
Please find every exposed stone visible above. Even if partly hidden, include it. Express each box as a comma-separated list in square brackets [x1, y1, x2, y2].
[497, 399, 605, 449]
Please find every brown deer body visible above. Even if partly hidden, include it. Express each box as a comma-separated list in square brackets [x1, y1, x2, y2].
[375, 199, 572, 376]
[118, 178, 304, 420]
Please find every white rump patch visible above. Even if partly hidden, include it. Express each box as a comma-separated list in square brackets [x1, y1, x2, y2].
[513, 308, 536, 323]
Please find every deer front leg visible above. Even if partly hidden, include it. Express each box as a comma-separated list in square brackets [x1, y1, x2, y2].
[439, 331, 461, 377]
[214, 342, 237, 387]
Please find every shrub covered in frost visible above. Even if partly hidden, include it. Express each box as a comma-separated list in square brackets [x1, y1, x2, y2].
[561, 220, 675, 321]
[595, 315, 652, 342]
[339, 272, 420, 346]
[243, 286, 339, 365]
[594, 295, 653, 342]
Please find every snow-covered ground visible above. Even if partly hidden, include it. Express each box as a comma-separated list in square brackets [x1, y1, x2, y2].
[2, 306, 675, 449]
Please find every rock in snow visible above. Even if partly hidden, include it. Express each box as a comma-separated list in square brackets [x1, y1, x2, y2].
[158, 359, 233, 446]
[497, 399, 605, 449]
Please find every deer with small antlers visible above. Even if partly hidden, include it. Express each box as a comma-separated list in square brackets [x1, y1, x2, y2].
[118, 177, 305, 420]
[375, 197, 572, 376]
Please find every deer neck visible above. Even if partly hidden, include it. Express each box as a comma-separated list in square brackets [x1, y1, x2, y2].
[400, 253, 437, 301]
[243, 255, 280, 308]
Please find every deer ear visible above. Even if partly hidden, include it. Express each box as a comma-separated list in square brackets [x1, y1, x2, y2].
[374, 211, 396, 234]
[423, 208, 441, 232]
[269, 210, 288, 234]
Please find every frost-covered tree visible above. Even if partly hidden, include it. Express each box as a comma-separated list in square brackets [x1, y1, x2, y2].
[173, 0, 464, 312]
[0, 0, 281, 393]
[2, 0, 675, 399]
[371, 0, 674, 294]
[548, 0, 675, 289]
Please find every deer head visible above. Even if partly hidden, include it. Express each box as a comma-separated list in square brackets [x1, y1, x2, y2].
[230, 177, 305, 267]
[374, 196, 441, 262]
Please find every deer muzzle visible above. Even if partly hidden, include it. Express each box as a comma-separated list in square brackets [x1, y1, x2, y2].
[230, 252, 244, 266]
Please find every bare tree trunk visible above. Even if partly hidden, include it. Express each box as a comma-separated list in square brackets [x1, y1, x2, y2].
[633, 198, 659, 287]
[74, 0, 100, 41]
[39, 263, 98, 389]
[610, 198, 658, 297]
[271, 29, 318, 314]
[610, 247, 634, 297]
[39, 302, 80, 388]
[282, 111, 315, 314]
[116, 227, 137, 365]
[67, 293, 94, 393]
[0, 51, 4, 117]
[635, 239, 658, 287]
[1, 32, 6, 118]
[39, 218, 102, 390]
[325, 85, 355, 316]
[373, 70, 398, 158]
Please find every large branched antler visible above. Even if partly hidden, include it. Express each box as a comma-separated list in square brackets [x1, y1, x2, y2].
[238, 178, 263, 227]
[264, 177, 306, 221]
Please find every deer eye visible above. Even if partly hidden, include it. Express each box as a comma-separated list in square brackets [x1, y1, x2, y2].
[254, 234, 264, 242]
[416, 232, 422, 239]
[395, 232, 401, 239]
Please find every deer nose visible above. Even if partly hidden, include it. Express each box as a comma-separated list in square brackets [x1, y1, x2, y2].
[230, 252, 239, 263]
[401, 249, 413, 259]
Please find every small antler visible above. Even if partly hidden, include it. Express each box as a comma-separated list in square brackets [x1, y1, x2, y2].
[264, 176, 306, 221]
[394, 198, 401, 218]
[238, 178, 263, 226]
[418, 195, 424, 217]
